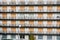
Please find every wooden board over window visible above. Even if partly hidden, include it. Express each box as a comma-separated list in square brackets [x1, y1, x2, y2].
[57, 28, 60, 32]
[29, 6, 34, 11]
[20, 28, 25, 32]
[11, 13, 16, 18]
[20, 21, 25, 25]
[47, 21, 52, 26]
[11, 21, 16, 24]
[38, 21, 43, 25]
[38, 6, 43, 10]
[2, 28, 7, 32]
[20, 6, 25, 11]
[47, 28, 52, 33]
[47, 6, 52, 11]
[2, 6, 7, 11]
[57, 21, 60, 25]
[2, 21, 7, 24]
[29, 28, 34, 33]
[29, 21, 34, 25]
[57, 6, 60, 10]
[38, 28, 43, 32]
[11, 6, 16, 11]
[38, 14, 43, 18]
[2, 13, 7, 18]
[47, 14, 52, 18]
[11, 28, 16, 32]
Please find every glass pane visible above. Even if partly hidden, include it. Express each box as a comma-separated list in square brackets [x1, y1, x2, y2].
[2, 35, 7, 39]
[11, 35, 16, 39]
[38, 35, 43, 40]
[57, 36, 60, 40]
[47, 36, 52, 40]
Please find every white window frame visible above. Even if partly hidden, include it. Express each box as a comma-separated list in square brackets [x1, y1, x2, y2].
[7, 35, 11, 39]
[43, 6, 47, 12]
[34, 21, 38, 25]
[7, 28, 11, 33]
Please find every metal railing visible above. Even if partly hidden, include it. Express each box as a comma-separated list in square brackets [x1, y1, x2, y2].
[0, 1, 60, 5]
[0, 31, 60, 34]
[0, 10, 60, 12]
[0, 17, 60, 19]
[0, 24, 60, 27]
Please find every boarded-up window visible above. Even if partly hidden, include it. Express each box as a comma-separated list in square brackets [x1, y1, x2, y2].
[2, 28, 7, 32]
[20, 6, 25, 11]
[20, 21, 25, 25]
[47, 14, 52, 18]
[11, 21, 16, 25]
[47, 21, 52, 26]
[47, 28, 52, 33]
[2, 13, 7, 18]
[38, 14, 43, 18]
[11, 13, 16, 18]
[29, 21, 34, 25]
[11, 28, 16, 32]
[38, 28, 43, 33]
[38, 21, 43, 25]
[29, 6, 34, 11]
[2, 21, 7, 24]
[38, 6, 43, 11]
[20, 28, 25, 32]
[47, 6, 52, 11]
[29, 28, 34, 32]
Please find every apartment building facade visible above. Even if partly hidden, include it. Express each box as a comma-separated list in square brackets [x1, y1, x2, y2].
[0, 0, 60, 40]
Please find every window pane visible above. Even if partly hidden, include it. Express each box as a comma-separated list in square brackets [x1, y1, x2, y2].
[11, 35, 16, 39]
[38, 35, 43, 40]
[47, 36, 52, 40]
[57, 36, 60, 40]
[2, 35, 7, 39]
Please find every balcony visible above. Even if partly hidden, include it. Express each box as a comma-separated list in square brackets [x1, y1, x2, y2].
[0, 24, 60, 28]
[0, 1, 60, 6]
[9, 2, 16, 5]
[0, 31, 60, 35]
[0, 2, 7, 5]
[57, 1, 60, 4]
[0, 17, 60, 21]
[0, 9, 60, 13]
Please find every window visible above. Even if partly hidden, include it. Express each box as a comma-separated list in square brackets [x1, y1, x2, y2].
[11, 35, 16, 39]
[19, 14, 25, 19]
[20, 35, 25, 39]
[54, 14, 60, 18]
[34, 21, 38, 25]
[38, 35, 43, 40]
[29, 14, 34, 19]
[47, 36, 52, 40]
[57, 36, 60, 40]
[24, 14, 29, 19]
[2, 35, 7, 40]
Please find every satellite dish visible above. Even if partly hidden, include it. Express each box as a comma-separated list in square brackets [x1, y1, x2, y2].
[19, 25, 21, 27]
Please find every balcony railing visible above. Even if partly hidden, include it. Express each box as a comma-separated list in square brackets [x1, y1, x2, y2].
[0, 17, 60, 19]
[0, 19, 60, 21]
[0, 10, 60, 13]
[0, 17, 60, 21]
[0, 1, 60, 5]
[0, 24, 60, 28]
[0, 31, 60, 35]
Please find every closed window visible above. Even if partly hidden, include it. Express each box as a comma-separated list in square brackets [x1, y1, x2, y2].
[11, 35, 16, 39]
[57, 36, 60, 40]
[2, 35, 7, 40]
[38, 35, 43, 40]
[47, 36, 52, 40]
